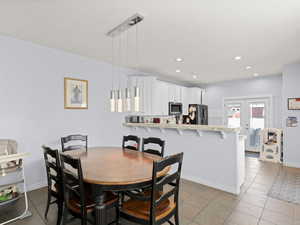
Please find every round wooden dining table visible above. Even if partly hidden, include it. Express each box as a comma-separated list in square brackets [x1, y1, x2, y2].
[66, 147, 169, 225]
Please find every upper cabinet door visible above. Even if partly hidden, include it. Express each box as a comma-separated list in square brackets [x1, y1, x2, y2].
[188, 87, 202, 105]
[152, 80, 168, 115]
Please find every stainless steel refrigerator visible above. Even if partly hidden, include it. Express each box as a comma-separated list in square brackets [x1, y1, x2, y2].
[188, 104, 208, 125]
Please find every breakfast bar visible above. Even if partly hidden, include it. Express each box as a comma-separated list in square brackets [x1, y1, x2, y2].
[123, 123, 246, 194]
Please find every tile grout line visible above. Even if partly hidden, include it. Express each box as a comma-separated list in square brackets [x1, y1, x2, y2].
[28, 193, 49, 225]
[223, 165, 258, 225]
[256, 163, 283, 225]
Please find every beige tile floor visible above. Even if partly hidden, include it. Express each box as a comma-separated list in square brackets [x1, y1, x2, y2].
[1, 156, 300, 225]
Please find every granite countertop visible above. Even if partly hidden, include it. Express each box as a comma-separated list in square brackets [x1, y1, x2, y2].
[123, 123, 241, 133]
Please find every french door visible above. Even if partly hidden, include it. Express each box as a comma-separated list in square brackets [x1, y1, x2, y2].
[224, 97, 271, 152]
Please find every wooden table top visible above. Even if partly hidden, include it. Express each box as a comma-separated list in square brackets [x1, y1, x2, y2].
[66, 147, 169, 185]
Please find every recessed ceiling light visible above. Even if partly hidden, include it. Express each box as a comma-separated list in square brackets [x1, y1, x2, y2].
[253, 73, 259, 77]
[175, 58, 183, 62]
[192, 75, 197, 79]
[234, 56, 242, 61]
[246, 66, 252, 70]
[175, 69, 181, 73]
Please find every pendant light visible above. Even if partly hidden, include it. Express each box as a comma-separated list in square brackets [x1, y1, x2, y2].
[110, 90, 116, 112]
[106, 14, 144, 113]
[133, 23, 140, 112]
[133, 86, 140, 112]
[125, 87, 131, 112]
[110, 37, 116, 112]
[117, 89, 123, 112]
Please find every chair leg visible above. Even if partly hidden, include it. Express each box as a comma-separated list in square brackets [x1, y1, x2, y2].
[56, 200, 63, 225]
[44, 191, 51, 219]
[174, 208, 180, 225]
[81, 215, 88, 225]
[61, 204, 69, 225]
[115, 204, 120, 225]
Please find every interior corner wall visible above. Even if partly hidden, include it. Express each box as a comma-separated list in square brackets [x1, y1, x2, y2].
[203, 75, 283, 128]
[0, 35, 132, 190]
[282, 63, 300, 168]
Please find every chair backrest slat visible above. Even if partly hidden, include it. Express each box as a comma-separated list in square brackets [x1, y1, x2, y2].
[155, 155, 181, 171]
[156, 172, 179, 188]
[47, 161, 59, 170]
[155, 187, 176, 206]
[142, 137, 165, 157]
[61, 135, 88, 152]
[122, 135, 140, 151]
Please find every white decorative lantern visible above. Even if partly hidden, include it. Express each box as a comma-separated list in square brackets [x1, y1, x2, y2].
[110, 90, 116, 112]
[133, 86, 140, 112]
[117, 89, 123, 113]
[125, 88, 131, 112]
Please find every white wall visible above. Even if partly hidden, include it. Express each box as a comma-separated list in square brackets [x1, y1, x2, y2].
[282, 63, 300, 167]
[203, 75, 283, 128]
[0, 35, 133, 190]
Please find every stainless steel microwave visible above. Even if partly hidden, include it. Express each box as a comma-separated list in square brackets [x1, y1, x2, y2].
[168, 102, 183, 115]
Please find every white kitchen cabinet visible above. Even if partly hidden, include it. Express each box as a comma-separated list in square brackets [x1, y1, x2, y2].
[128, 76, 203, 115]
[181, 87, 188, 114]
[186, 87, 202, 105]
[167, 83, 184, 103]
[152, 80, 169, 115]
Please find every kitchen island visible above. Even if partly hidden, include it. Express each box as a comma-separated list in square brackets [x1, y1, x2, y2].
[123, 123, 246, 195]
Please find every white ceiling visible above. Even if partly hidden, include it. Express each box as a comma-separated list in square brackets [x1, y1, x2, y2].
[0, 0, 300, 84]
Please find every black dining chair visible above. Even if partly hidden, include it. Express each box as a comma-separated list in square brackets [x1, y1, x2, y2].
[43, 146, 64, 225]
[142, 137, 165, 157]
[60, 154, 119, 225]
[120, 152, 184, 225]
[61, 134, 88, 152]
[122, 135, 140, 151]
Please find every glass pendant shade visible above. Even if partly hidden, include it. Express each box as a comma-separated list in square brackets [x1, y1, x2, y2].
[117, 89, 123, 113]
[110, 90, 116, 112]
[125, 88, 131, 112]
[133, 86, 140, 112]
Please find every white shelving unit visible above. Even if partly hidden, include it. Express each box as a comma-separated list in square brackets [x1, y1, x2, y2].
[0, 153, 31, 225]
[259, 128, 282, 163]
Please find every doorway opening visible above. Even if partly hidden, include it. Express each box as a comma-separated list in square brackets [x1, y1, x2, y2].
[223, 96, 272, 152]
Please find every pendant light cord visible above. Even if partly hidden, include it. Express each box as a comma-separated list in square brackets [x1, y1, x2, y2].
[135, 23, 139, 87]
[118, 35, 122, 89]
[111, 37, 114, 90]
[126, 30, 129, 88]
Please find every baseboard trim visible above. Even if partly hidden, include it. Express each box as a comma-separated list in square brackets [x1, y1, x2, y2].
[182, 174, 239, 195]
[283, 161, 300, 168]
[26, 180, 47, 192]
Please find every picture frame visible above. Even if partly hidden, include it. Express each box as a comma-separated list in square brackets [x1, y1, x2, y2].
[64, 77, 88, 109]
[287, 116, 298, 127]
[288, 98, 300, 110]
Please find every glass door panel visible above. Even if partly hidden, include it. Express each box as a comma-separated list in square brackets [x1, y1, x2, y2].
[246, 101, 267, 152]
[224, 97, 271, 153]
[250, 103, 265, 129]
[225, 104, 241, 128]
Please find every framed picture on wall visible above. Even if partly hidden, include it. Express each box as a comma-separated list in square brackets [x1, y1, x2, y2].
[64, 77, 88, 109]
[287, 116, 298, 127]
[288, 98, 300, 110]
